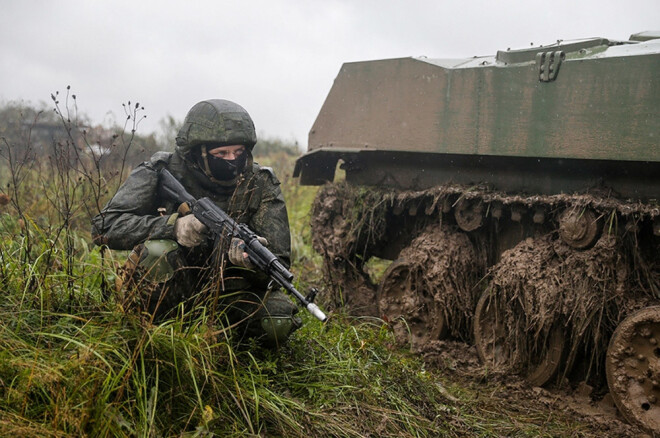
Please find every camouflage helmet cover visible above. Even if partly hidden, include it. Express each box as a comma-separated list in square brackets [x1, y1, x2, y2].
[176, 99, 257, 154]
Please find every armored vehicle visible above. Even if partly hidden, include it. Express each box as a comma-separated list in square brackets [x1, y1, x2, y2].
[295, 32, 660, 432]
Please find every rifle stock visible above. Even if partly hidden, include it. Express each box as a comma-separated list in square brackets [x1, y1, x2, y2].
[159, 168, 327, 322]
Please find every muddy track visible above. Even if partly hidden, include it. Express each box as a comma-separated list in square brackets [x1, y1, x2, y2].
[311, 182, 660, 434]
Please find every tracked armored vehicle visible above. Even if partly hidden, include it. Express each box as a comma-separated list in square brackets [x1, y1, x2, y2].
[294, 32, 660, 432]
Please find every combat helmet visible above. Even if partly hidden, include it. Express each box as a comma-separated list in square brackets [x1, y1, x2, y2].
[176, 99, 257, 155]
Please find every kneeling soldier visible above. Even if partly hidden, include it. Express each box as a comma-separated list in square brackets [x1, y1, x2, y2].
[92, 99, 301, 345]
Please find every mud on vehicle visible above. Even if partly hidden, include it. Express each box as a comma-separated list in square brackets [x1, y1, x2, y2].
[294, 32, 660, 433]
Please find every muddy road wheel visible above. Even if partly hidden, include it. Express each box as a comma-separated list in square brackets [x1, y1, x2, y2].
[378, 258, 446, 349]
[454, 198, 485, 232]
[606, 306, 660, 434]
[558, 207, 602, 249]
[474, 290, 565, 386]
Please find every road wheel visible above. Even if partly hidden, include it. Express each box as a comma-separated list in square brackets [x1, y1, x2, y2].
[378, 258, 446, 349]
[474, 289, 565, 386]
[606, 306, 660, 434]
[558, 207, 601, 249]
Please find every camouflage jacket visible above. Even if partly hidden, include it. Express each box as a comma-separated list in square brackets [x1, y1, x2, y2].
[91, 150, 291, 267]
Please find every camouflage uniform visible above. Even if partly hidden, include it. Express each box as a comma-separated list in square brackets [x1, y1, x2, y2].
[92, 99, 300, 344]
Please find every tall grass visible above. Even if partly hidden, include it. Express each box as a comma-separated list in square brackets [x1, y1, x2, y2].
[0, 109, 598, 437]
[0, 228, 455, 436]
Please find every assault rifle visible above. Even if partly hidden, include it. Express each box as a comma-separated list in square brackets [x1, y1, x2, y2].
[158, 168, 327, 322]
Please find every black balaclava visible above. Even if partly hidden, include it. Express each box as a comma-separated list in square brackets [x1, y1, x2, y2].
[194, 145, 248, 186]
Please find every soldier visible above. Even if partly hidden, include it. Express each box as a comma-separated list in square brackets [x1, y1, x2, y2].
[92, 99, 301, 345]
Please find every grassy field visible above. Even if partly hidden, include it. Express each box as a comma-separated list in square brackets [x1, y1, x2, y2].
[0, 138, 612, 437]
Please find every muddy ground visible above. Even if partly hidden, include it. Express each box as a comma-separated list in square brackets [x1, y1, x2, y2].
[418, 339, 651, 437]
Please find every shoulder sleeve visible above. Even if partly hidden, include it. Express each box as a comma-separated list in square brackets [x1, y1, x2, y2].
[148, 151, 173, 168]
[258, 166, 280, 184]
[91, 158, 175, 250]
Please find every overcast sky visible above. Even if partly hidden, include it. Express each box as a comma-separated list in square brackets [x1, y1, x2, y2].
[1, 0, 657, 148]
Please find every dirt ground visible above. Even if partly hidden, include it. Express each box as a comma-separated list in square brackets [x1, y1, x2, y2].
[418, 339, 653, 437]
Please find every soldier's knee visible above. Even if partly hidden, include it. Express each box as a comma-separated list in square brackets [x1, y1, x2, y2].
[127, 239, 181, 283]
[258, 290, 302, 346]
[120, 239, 192, 319]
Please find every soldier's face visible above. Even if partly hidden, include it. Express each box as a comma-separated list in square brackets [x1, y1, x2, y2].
[208, 145, 246, 161]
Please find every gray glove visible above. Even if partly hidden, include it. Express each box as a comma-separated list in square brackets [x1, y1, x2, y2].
[228, 236, 268, 268]
[173, 214, 207, 247]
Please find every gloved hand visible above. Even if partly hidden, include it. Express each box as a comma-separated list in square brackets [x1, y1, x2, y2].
[173, 214, 208, 247]
[228, 236, 268, 268]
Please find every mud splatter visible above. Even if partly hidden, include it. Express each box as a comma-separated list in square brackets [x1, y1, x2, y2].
[481, 233, 636, 382]
[311, 183, 387, 316]
[379, 223, 484, 346]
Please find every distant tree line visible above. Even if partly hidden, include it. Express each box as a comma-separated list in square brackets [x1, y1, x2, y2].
[0, 100, 166, 173]
[1, 101, 301, 170]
